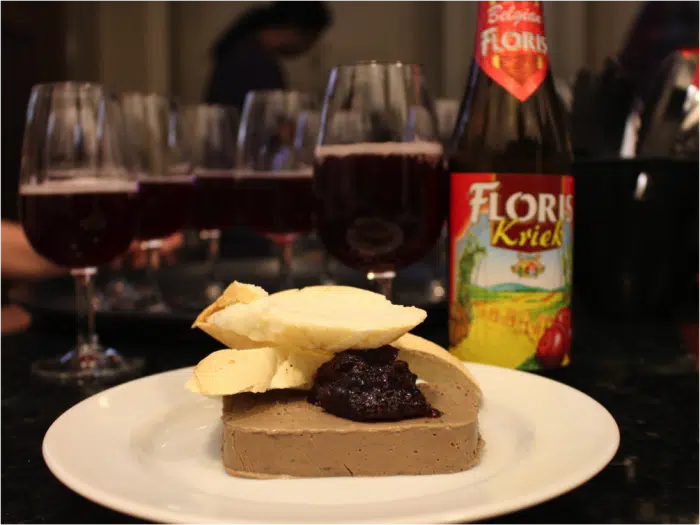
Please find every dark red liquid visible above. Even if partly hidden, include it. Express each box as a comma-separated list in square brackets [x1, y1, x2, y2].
[20, 183, 137, 268]
[313, 145, 445, 272]
[190, 171, 238, 231]
[136, 177, 194, 241]
[236, 171, 313, 237]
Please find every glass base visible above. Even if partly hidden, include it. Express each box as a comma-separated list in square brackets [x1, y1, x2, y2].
[170, 281, 223, 311]
[97, 278, 145, 312]
[320, 274, 337, 286]
[31, 347, 145, 385]
[366, 270, 396, 299]
[426, 278, 447, 302]
[132, 285, 171, 314]
[142, 299, 171, 314]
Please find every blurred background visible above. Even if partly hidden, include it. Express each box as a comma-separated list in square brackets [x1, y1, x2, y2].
[3, 0, 698, 329]
[3, 2, 646, 97]
[1, 0, 666, 220]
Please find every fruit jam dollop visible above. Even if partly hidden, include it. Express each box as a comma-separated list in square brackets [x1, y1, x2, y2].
[308, 346, 441, 422]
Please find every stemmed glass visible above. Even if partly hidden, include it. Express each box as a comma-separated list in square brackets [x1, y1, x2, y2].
[434, 98, 460, 146]
[235, 90, 317, 291]
[182, 103, 239, 305]
[121, 93, 193, 312]
[314, 62, 446, 299]
[97, 93, 144, 311]
[294, 109, 336, 285]
[18, 82, 144, 383]
[427, 98, 461, 302]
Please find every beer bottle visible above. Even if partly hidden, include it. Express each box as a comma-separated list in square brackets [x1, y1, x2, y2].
[448, 1, 574, 373]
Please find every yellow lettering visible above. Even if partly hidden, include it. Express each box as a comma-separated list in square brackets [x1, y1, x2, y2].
[493, 217, 566, 249]
[519, 228, 532, 244]
[510, 221, 564, 249]
[539, 229, 552, 247]
[551, 220, 563, 248]
[491, 218, 519, 247]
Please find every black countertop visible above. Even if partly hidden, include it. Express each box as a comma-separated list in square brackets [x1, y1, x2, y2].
[2, 307, 698, 524]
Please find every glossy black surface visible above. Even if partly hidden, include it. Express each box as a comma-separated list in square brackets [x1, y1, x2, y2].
[574, 158, 699, 320]
[2, 306, 698, 524]
[8, 257, 447, 326]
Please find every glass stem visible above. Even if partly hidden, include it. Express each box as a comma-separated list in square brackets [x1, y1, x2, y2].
[320, 250, 335, 285]
[106, 256, 126, 296]
[72, 268, 99, 356]
[277, 238, 295, 291]
[144, 241, 164, 305]
[201, 229, 221, 284]
[436, 224, 447, 275]
[428, 224, 448, 301]
[368, 270, 396, 300]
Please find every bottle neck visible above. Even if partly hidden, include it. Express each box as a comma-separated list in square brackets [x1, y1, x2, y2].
[473, 1, 550, 103]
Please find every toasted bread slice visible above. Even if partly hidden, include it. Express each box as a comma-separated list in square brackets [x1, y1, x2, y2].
[192, 282, 269, 350]
[185, 347, 329, 396]
[187, 334, 481, 402]
[194, 285, 427, 352]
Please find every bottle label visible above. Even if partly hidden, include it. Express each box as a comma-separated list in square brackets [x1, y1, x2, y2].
[475, 1, 549, 101]
[449, 173, 574, 371]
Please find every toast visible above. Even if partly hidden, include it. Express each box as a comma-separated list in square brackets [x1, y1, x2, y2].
[192, 281, 269, 350]
[187, 333, 481, 400]
[193, 285, 427, 352]
[185, 346, 329, 396]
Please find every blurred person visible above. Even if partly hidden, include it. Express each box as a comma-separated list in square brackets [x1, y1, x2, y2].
[2, 220, 63, 335]
[205, 1, 332, 111]
[205, 2, 331, 259]
[1, 220, 183, 335]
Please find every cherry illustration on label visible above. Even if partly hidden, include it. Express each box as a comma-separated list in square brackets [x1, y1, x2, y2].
[536, 324, 567, 369]
[553, 306, 572, 357]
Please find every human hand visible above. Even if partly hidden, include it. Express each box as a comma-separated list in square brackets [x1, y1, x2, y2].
[1, 304, 32, 335]
[1, 221, 65, 280]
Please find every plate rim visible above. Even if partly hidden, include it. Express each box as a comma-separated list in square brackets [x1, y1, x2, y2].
[42, 364, 620, 524]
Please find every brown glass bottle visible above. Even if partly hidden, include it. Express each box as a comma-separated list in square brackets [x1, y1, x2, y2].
[448, 1, 574, 376]
[450, 66, 572, 174]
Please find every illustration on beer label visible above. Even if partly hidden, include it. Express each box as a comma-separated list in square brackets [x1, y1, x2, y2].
[475, 1, 549, 101]
[449, 173, 574, 371]
[511, 253, 545, 278]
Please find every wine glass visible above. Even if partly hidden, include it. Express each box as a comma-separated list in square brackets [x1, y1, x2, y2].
[97, 92, 145, 311]
[181, 103, 239, 305]
[121, 93, 194, 312]
[18, 82, 143, 383]
[427, 98, 460, 303]
[235, 90, 317, 291]
[314, 62, 446, 299]
[293, 109, 337, 285]
[435, 98, 460, 147]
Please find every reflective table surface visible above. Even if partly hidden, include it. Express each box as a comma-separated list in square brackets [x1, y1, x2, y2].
[2, 305, 698, 524]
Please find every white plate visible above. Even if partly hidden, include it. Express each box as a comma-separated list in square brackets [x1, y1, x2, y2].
[43, 364, 619, 524]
